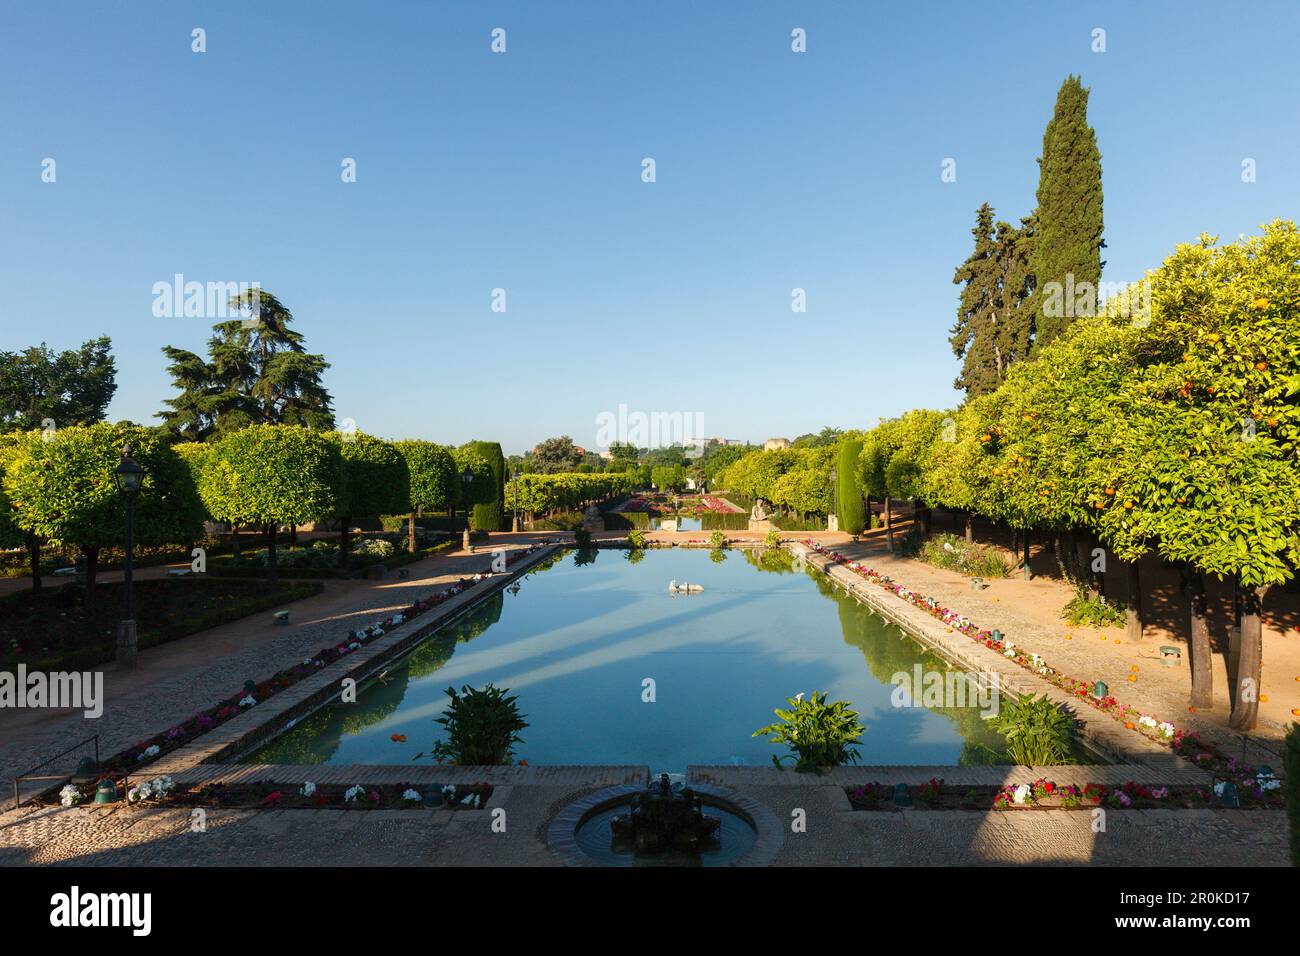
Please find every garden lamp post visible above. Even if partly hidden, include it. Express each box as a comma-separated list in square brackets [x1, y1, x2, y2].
[113, 445, 144, 669]
[511, 470, 520, 533]
[460, 466, 474, 551]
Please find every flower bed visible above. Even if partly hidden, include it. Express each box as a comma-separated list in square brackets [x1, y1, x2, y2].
[51, 778, 494, 811]
[698, 495, 743, 514]
[80, 546, 548, 788]
[799, 540, 1245, 777]
[846, 771, 1284, 811]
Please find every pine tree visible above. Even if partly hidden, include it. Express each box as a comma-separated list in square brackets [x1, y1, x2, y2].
[158, 291, 334, 440]
[1033, 75, 1104, 347]
[951, 206, 1034, 397]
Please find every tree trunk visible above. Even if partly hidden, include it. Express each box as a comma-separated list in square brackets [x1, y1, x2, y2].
[1186, 568, 1213, 709]
[408, 510, 417, 553]
[83, 545, 100, 612]
[289, 523, 298, 547]
[1022, 527, 1031, 580]
[27, 537, 42, 591]
[1125, 561, 1143, 642]
[231, 525, 241, 560]
[266, 523, 279, 585]
[1229, 583, 1265, 731]
[884, 496, 894, 550]
[920, 506, 932, 536]
[339, 517, 352, 568]
[964, 511, 973, 545]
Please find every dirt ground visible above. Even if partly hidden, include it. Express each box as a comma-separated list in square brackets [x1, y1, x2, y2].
[846, 507, 1300, 761]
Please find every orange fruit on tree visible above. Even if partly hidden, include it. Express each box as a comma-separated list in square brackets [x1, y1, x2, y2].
[1255, 361, 1268, 371]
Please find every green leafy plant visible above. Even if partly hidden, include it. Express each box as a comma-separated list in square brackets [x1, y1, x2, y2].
[752, 690, 864, 772]
[1062, 587, 1127, 627]
[573, 528, 592, 548]
[763, 529, 781, 548]
[986, 692, 1075, 766]
[708, 529, 727, 550]
[1283, 722, 1300, 865]
[428, 683, 528, 766]
[627, 529, 647, 550]
[919, 532, 1010, 578]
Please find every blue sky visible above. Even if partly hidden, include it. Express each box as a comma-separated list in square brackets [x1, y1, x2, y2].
[2, 1, 1297, 455]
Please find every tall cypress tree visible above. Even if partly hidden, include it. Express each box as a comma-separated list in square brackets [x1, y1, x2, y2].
[1033, 75, 1104, 347]
[951, 206, 1034, 397]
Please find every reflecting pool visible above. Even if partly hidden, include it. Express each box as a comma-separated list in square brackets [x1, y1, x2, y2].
[245, 548, 1018, 768]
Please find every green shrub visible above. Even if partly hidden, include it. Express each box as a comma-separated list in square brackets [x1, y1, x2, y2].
[986, 693, 1075, 766]
[919, 532, 1010, 578]
[627, 529, 647, 549]
[428, 683, 528, 766]
[771, 514, 826, 532]
[752, 690, 864, 772]
[1062, 587, 1127, 627]
[708, 529, 727, 550]
[574, 529, 592, 548]
[1283, 722, 1299, 865]
[764, 529, 781, 548]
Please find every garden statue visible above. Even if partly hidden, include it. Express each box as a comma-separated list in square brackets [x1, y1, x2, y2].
[750, 499, 769, 521]
[610, 773, 721, 854]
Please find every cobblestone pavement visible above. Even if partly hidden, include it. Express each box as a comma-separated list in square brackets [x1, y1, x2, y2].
[0, 544, 540, 791]
[0, 781, 1286, 867]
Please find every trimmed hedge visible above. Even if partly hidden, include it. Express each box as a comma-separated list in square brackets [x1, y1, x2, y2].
[1, 579, 324, 672]
[772, 514, 827, 532]
[700, 512, 749, 531]
[602, 511, 651, 530]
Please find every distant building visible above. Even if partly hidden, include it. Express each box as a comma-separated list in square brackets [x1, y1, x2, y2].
[708, 437, 745, 447]
[763, 437, 791, 451]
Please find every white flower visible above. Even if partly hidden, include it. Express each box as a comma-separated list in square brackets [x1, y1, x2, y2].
[1212, 781, 1227, 796]
[1157, 721, 1175, 738]
[402, 789, 422, 802]
[344, 785, 365, 802]
[138, 745, 160, 760]
[59, 784, 82, 807]
[347, 642, 361, 650]
[1138, 715, 1157, 729]
[239, 695, 257, 707]
[300, 781, 316, 797]
[1012, 784, 1031, 805]
[391, 614, 405, 626]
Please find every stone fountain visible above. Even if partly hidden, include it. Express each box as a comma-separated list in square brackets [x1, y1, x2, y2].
[609, 773, 722, 854]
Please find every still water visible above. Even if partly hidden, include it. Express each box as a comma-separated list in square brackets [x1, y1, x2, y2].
[246, 548, 1014, 768]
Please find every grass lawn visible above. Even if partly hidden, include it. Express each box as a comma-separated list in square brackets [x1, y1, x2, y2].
[1, 577, 324, 671]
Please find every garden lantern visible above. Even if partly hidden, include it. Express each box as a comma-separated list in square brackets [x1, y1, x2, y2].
[114, 445, 145, 670]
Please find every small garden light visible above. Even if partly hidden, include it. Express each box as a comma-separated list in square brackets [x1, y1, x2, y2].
[94, 778, 118, 804]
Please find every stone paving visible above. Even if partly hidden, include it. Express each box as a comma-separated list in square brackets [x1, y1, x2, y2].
[1, 543, 545, 796]
[0, 768, 1286, 867]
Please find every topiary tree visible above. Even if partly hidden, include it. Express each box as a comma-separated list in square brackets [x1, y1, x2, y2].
[452, 446, 494, 533]
[329, 432, 410, 566]
[461, 440, 505, 532]
[395, 440, 456, 551]
[203, 424, 342, 582]
[3, 422, 206, 608]
[651, 463, 686, 493]
[836, 440, 865, 534]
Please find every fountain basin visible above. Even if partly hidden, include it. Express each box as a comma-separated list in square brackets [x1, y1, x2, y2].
[548, 781, 783, 867]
